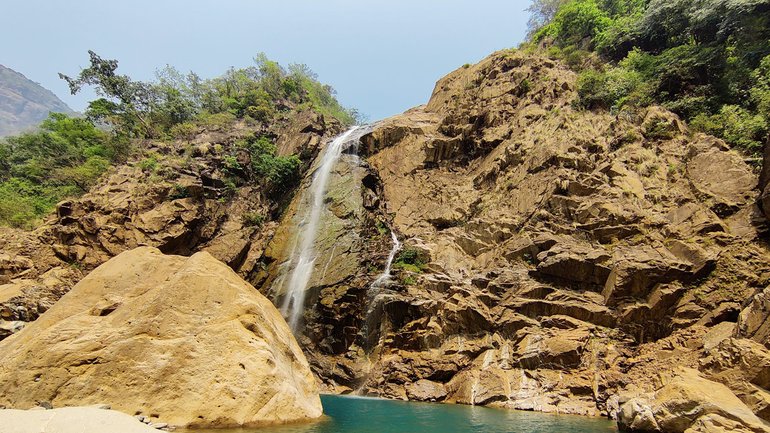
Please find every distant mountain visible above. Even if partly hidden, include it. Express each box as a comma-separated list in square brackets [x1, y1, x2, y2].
[0, 65, 75, 137]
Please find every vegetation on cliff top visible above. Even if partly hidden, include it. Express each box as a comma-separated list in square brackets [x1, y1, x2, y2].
[60, 51, 359, 139]
[526, 0, 770, 156]
[0, 52, 357, 228]
[0, 113, 125, 228]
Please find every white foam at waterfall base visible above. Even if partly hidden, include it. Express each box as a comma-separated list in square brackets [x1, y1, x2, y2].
[280, 126, 360, 331]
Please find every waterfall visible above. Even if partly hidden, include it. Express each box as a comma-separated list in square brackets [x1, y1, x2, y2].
[280, 126, 361, 331]
[370, 230, 401, 288]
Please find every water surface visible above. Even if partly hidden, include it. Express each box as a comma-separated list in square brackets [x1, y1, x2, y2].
[184, 395, 617, 433]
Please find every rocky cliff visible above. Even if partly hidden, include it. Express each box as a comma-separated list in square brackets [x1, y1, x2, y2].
[0, 65, 74, 136]
[0, 108, 340, 339]
[257, 50, 770, 432]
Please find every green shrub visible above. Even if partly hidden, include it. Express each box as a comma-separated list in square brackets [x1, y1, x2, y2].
[54, 156, 111, 190]
[169, 122, 198, 140]
[527, 0, 770, 155]
[752, 55, 770, 122]
[645, 118, 679, 141]
[245, 102, 275, 122]
[393, 247, 429, 273]
[375, 220, 390, 235]
[245, 136, 301, 192]
[223, 178, 238, 198]
[594, 13, 643, 59]
[535, 0, 613, 47]
[0, 179, 56, 228]
[196, 112, 237, 131]
[138, 155, 159, 172]
[168, 183, 191, 200]
[222, 155, 242, 175]
[577, 66, 646, 110]
[519, 79, 532, 95]
[243, 211, 265, 227]
[691, 105, 768, 155]
[0, 113, 121, 228]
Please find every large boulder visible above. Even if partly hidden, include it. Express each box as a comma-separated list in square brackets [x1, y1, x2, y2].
[0, 247, 322, 428]
[618, 368, 770, 433]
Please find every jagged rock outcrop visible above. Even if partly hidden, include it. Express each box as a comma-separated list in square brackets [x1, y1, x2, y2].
[737, 286, 770, 347]
[3, 46, 770, 432]
[0, 247, 321, 428]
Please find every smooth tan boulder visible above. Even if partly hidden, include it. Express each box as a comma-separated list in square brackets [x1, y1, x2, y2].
[0, 247, 322, 428]
[618, 368, 770, 433]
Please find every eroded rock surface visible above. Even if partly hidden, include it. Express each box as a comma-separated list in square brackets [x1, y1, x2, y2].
[265, 49, 770, 430]
[618, 368, 770, 433]
[3, 47, 770, 432]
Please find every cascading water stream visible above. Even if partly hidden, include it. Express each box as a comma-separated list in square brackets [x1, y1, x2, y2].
[353, 229, 402, 395]
[370, 230, 401, 288]
[280, 126, 360, 331]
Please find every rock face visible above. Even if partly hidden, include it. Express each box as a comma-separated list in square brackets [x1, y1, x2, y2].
[0, 64, 75, 137]
[738, 286, 770, 347]
[257, 48, 770, 431]
[258, 125, 394, 386]
[0, 247, 322, 428]
[0, 406, 160, 433]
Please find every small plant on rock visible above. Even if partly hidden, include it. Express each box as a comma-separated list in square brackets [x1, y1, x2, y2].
[243, 211, 265, 227]
[168, 183, 191, 200]
[138, 155, 159, 172]
[393, 247, 428, 273]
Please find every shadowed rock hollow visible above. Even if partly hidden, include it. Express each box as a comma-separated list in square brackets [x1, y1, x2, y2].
[0, 247, 321, 428]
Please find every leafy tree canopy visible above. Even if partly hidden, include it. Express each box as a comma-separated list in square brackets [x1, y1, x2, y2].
[0, 112, 123, 228]
[527, 0, 770, 155]
[0, 52, 359, 229]
[59, 51, 360, 139]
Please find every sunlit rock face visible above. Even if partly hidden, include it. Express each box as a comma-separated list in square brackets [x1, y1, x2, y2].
[0, 247, 322, 428]
[260, 124, 394, 383]
[2, 45, 770, 433]
[264, 49, 770, 428]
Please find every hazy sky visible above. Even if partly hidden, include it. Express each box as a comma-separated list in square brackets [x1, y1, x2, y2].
[2, 1, 530, 121]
